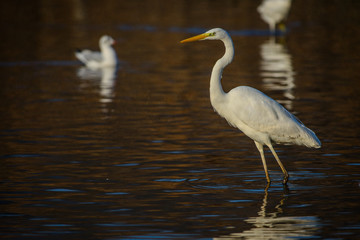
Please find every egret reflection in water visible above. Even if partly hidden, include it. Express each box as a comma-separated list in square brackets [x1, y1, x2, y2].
[259, 38, 295, 110]
[77, 66, 118, 103]
[214, 188, 320, 239]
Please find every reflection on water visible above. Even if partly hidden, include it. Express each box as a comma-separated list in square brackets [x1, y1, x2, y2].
[259, 37, 295, 109]
[1, 0, 360, 239]
[215, 187, 319, 240]
[77, 66, 117, 104]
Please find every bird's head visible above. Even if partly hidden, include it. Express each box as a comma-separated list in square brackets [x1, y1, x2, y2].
[180, 28, 228, 43]
[100, 35, 116, 46]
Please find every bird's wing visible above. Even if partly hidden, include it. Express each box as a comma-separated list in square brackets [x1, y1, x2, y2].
[226, 86, 303, 141]
[75, 49, 103, 64]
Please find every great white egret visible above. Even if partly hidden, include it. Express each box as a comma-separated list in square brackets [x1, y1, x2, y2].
[257, 0, 292, 33]
[75, 35, 117, 68]
[180, 28, 321, 184]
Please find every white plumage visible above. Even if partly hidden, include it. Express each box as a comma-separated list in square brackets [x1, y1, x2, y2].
[258, 0, 292, 32]
[75, 35, 117, 68]
[224, 86, 320, 148]
[181, 28, 320, 184]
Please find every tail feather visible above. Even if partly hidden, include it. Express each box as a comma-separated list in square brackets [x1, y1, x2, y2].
[302, 126, 321, 148]
[75, 49, 88, 64]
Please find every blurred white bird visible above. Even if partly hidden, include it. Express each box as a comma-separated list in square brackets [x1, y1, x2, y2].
[75, 35, 117, 68]
[258, 0, 292, 33]
[181, 28, 321, 184]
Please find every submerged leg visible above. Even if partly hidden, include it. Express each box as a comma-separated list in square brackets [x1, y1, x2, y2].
[254, 141, 271, 183]
[267, 144, 289, 184]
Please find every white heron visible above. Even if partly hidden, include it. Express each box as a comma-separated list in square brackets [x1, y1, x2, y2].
[257, 0, 292, 33]
[75, 35, 117, 68]
[180, 28, 321, 184]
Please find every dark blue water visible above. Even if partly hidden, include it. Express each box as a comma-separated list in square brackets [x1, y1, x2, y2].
[1, 0, 360, 239]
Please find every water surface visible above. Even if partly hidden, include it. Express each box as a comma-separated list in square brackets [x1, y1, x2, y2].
[1, 0, 360, 239]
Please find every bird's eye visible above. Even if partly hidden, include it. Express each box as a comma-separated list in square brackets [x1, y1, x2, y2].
[209, 32, 216, 36]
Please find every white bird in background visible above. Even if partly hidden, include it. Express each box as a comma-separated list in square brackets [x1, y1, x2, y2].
[257, 0, 292, 33]
[180, 28, 321, 184]
[75, 35, 117, 68]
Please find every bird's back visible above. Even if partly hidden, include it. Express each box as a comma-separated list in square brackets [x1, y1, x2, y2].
[75, 49, 103, 66]
[221, 86, 321, 148]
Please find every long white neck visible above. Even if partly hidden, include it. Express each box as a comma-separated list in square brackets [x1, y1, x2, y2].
[210, 34, 234, 110]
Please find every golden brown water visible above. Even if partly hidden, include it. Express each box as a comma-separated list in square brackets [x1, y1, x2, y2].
[1, 0, 360, 239]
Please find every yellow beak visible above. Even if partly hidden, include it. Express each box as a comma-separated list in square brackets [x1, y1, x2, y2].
[180, 33, 210, 43]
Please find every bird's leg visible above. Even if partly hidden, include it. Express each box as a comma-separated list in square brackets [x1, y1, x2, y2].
[254, 141, 271, 183]
[267, 144, 289, 184]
